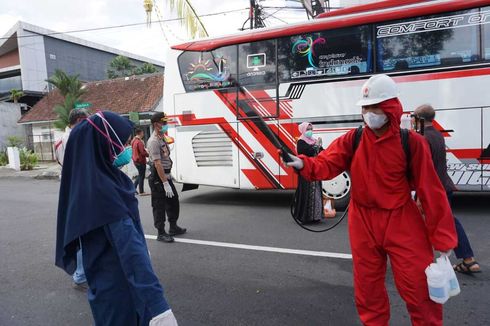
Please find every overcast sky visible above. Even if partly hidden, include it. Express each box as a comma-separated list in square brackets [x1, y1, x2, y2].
[0, 0, 341, 64]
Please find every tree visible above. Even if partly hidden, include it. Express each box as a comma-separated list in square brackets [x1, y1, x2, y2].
[46, 70, 86, 130]
[168, 0, 208, 38]
[9, 89, 24, 103]
[107, 55, 136, 79]
[107, 56, 159, 79]
[138, 62, 158, 74]
[46, 69, 85, 98]
[144, 0, 208, 39]
[52, 94, 79, 130]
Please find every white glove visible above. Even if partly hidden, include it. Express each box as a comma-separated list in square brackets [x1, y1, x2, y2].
[162, 181, 174, 198]
[285, 154, 304, 170]
[149, 309, 178, 326]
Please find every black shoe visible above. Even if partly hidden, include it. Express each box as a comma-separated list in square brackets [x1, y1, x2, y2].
[169, 225, 187, 236]
[156, 232, 174, 243]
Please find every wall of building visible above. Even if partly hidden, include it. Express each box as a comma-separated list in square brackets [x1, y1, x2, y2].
[43, 36, 163, 85]
[18, 30, 48, 93]
[30, 122, 56, 161]
[0, 49, 20, 69]
[0, 103, 25, 150]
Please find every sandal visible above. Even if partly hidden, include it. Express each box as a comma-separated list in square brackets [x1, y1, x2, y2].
[453, 261, 482, 274]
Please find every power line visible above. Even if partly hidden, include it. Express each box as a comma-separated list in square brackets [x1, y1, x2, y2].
[0, 8, 250, 40]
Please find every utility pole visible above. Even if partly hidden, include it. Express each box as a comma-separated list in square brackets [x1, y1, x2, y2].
[249, 0, 265, 29]
[250, 0, 255, 29]
[302, 0, 330, 19]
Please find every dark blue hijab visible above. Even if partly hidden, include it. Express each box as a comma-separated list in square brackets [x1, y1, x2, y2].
[55, 111, 138, 274]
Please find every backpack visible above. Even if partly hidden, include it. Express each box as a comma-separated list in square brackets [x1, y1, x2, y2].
[352, 126, 411, 176]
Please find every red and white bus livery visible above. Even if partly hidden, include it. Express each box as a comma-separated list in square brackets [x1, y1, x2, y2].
[163, 0, 490, 202]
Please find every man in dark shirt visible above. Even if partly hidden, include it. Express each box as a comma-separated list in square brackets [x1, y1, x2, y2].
[414, 104, 481, 273]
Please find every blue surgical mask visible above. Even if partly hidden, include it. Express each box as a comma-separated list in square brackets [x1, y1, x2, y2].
[161, 125, 169, 133]
[113, 146, 132, 168]
[305, 130, 313, 138]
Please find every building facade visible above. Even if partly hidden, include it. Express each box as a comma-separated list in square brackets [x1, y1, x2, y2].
[0, 21, 164, 105]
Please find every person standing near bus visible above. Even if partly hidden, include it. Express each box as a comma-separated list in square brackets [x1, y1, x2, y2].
[414, 104, 481, 274]
[285, 74, 457, 325]
[54, 108, 89, 290]
[295, 122, 323, 224]
[147, 112, 187, 243]
[132, 128, 149, 195]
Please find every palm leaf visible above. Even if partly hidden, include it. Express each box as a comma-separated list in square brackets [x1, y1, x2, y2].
[166, 0, 208, 38]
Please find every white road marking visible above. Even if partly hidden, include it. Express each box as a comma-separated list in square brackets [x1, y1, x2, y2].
[145, 235, 352, 259]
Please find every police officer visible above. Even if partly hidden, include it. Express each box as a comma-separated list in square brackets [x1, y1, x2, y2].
[147, 112, 187, 243]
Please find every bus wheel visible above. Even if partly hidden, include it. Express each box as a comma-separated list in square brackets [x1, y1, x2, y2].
[322, 172, 351, 210]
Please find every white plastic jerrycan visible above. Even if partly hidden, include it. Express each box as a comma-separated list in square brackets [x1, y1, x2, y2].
[425, 262, 450, 304]
[437, 255, 461, 297]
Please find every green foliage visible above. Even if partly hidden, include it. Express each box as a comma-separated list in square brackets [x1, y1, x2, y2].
[45, 70, 86, 130]
[107, 55, 135, 79]
[167, 0, 208, 38]
[107, 56, 159, 79]
[46, 69, 86, 98]
[138, 63, 158, 74]
[18, 147, 38, 171]
[10, 89, 24, 103]
[0, 151, 7, 166]
[6, 136, 24, 148]
[53, 94, 78, 130]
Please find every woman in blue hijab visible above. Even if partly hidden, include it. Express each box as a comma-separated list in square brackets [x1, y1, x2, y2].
[55, 111, 178, 326]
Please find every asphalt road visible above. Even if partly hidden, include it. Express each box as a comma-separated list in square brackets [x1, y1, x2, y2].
[0, 179, 489, 326]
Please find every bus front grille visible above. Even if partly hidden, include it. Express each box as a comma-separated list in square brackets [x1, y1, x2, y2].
[192, 131, 233, 167]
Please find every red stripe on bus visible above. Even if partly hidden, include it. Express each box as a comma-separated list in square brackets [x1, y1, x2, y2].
[214, 90, 297, 188]
[317, 0, 434, 19]
[394, 67, 490, 83]
[448, 148, 482, 159]
[179, 114, 280, 188]
[172, 0, 490, 52]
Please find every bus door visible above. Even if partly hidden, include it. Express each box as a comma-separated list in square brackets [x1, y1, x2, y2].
[234, 39, 295, 189]
[235, 85, 287, 189]
[173, 91, 240, 188]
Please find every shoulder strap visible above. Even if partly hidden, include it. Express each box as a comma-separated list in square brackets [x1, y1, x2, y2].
[353, 125, 363, 153]
[400, 128, 411, 177]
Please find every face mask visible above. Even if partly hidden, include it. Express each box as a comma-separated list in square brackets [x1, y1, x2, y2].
[304, 130, 313, 138]
[161, 125, 169, 133]
[113, 146, 132, 168]
[363, 112, 388, 130]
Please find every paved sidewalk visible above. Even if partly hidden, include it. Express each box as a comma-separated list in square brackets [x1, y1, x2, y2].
[0, 162, 61, 180]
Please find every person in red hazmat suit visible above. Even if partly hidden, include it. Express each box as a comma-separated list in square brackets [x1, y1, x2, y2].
[285, 74, 457, 326]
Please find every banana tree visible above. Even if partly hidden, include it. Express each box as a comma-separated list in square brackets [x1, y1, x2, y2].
[148, 0, 208, 39]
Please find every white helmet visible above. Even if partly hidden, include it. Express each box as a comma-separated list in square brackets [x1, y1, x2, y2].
[355, 74, 399, 106]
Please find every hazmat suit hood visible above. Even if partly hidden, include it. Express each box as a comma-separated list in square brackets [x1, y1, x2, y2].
[377, 97, 403, 134]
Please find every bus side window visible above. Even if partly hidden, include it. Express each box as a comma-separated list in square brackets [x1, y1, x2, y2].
[376, 9, 480, 72]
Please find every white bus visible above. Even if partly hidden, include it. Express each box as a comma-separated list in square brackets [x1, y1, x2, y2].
[163, 0, 490, 204]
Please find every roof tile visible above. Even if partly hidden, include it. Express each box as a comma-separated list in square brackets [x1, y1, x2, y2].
[19, 73, 163, 123]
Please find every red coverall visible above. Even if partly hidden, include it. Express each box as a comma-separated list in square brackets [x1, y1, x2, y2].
[298, 98, 457, 326]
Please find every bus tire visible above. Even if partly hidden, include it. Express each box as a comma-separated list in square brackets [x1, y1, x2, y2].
[322, 172, 351, 210]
